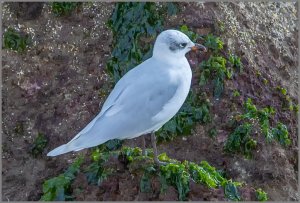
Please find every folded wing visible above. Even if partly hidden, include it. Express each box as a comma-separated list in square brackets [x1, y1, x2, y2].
[47, 59, 179, 156]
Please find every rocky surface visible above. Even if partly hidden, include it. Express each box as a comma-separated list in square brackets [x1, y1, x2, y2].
[2, 2, 298, 201]
[215, 2, 298, 97]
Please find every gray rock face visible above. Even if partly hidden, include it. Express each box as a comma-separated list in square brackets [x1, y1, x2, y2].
[9, 2, 44, 20]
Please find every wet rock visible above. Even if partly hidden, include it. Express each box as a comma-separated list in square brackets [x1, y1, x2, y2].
[159, 186, 178, 201]
[9, 3, 44, 20]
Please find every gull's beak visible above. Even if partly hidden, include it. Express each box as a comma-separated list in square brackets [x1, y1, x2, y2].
[191, 43, 207, 52]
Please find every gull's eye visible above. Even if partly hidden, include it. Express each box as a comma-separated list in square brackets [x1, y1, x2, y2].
[179, 43, 187, 48]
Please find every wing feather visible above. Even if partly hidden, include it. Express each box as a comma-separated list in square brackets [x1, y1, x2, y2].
[49, 58, 181, 155]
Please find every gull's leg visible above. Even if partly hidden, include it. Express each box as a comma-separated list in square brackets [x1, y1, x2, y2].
[151, 132, 166, 165]
[142, 134, 146, 156]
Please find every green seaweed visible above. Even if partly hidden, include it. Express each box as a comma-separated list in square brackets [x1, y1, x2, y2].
[179, 25, 199, 41]
[84, 139, 123, 185]
[3, 28, 31, 52]
[272, 122, 291, 147]
[228, 54, 243, 72]
[160, 162, 190, 200]
[30, 133, 48, 157]
[41, 156, 83, 201]
[51, 2, 81, 16]
[256, 188, 268, 201]
[226, 98, 291, 157]
[199, 56, 232, 98]
[107, 2, 177, 82]
[156, 91, 211, 142]
[204, 34, 224, 53]
[224, 123, 255, 158]
[120, 147, 243, 201]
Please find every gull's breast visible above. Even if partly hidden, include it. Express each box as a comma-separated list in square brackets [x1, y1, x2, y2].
[151, 60, 192, 126]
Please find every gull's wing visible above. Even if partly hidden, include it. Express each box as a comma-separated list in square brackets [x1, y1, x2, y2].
[47, 58, 179, 156]
[83, 58, 180, 139]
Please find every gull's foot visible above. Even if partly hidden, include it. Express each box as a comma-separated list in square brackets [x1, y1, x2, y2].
[154, 158, 168, 166]
[142, 148, 146, 156]
[154, 160, 168, 166]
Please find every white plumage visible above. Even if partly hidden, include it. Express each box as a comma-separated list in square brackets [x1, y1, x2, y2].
[47, 30, 206, 157]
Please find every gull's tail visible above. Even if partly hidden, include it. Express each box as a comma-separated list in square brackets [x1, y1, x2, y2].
[47, 103, 133, 157]
[47, 130, 109, 156]
[47, 144, 72, 157]
[47, 114, 108, 157]
[47, 134, 108, 156]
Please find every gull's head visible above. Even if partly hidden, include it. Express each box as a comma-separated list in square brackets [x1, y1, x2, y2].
[152, 29, 206, 61]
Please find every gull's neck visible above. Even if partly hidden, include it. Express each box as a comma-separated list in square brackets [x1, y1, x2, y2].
[152, 52, 187, 66]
